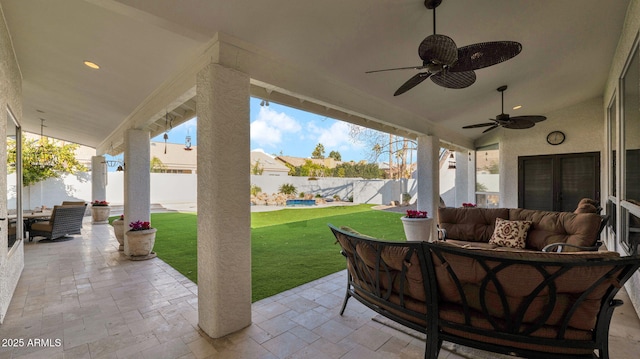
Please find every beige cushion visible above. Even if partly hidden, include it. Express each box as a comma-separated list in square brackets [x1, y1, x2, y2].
[489, 218, 532, 249]
[574, 203, 598, 213]
[61, 201, 86, 206]
[30, 222, 53, 232]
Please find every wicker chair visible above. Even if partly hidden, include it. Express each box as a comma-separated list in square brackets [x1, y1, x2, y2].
[30, 204, 87, 241]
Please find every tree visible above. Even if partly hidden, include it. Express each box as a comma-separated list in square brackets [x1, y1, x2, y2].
[332, 161, 384, 179]
[7, 136, 88, 187]
[328, 150, 342, 161]
[150, 156, 167, 173]
[349, 125, 416, 179]
[311, 143, 325, 159]
[251, 159, 264, 175]
[299, 159, 328, 177]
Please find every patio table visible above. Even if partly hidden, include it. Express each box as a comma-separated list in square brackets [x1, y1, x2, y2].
[8, 210, 53, 240]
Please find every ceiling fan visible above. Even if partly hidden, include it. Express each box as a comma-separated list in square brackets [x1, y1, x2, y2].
[462, 85, 546, 133]
[366, 0, 522, 96]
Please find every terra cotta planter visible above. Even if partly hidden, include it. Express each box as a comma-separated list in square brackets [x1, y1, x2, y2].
[400, 217, 433, 242]
[125, 228, 157, 257]
[111, 219, 125, 251]
[91, 206, 111, 224]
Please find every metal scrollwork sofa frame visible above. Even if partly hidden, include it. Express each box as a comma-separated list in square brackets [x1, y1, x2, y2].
[329, 224, 640, 359]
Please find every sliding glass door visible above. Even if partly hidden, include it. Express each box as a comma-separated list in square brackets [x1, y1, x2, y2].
[6, 108, 22, 248]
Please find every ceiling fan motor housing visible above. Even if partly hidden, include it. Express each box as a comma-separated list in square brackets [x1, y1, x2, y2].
[424, 0, 443, 9]
[496, 113, 510, 123]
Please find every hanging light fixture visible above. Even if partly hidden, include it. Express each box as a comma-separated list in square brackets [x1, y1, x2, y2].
[104, 143, 122, 168]
[32, 119, 57, 168]
[448, 153, 456, 169]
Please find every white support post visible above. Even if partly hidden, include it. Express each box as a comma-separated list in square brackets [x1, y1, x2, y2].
[417, 135, 440, 242]
[196, 62, 251, 338]
[91, 155, 107, 202]
[123, 129, 151, 256]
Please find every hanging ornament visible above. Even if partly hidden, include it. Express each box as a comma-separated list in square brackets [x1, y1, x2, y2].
[163, 132, 169, 154]
[163, 111, 173, 154]
[184, 128, 192, 151]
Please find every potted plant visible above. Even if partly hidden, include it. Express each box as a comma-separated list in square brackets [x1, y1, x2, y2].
[124, 220, 157, 259]
[91, 200, 111, 224]
[400, 210, 433, 242]
[111, 214, 125, 251]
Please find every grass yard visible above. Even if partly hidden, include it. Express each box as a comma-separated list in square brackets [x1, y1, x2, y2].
[129, 204, 406, 302]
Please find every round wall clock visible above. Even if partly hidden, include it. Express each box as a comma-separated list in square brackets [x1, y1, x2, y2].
[546, 131, 565, 145]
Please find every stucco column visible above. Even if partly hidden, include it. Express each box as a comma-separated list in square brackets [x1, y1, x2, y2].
[91, 155, 107, 202]
[123, 129, 151, 256]
[196, 63, 251, 338]
[454, 151, 472, 207]
[417, 135, 440, 241]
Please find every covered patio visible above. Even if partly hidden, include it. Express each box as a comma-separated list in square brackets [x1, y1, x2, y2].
[1, 220, 639, 358]
[2, 0, 640, 356]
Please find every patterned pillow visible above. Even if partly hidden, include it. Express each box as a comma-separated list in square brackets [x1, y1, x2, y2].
[489, 218, 533, 249]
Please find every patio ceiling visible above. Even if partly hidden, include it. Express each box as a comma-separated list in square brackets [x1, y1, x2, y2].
[0, 0, 629, 153]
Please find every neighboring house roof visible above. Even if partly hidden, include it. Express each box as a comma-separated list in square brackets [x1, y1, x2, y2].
[251, 151, 290, 174]
[150, 142, 197, 172]
[276, 156, 342, 169]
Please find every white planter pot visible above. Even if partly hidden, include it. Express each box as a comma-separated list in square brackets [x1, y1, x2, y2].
[125, 228, 157, 258]
[91, 206, 111, 224]
[401, 217, 433, 242]
[111, 219, 125, 251]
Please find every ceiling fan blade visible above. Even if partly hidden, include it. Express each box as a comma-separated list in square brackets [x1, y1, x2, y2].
[449, 41, 522, 72]
[365, 65, 427, 74]
[430, 70, 476, 89]
[482, 124, 499, 133]
[419, 34, 458, 65]
[394, 72, 432, 96]
[462, 122, 496, 129]
[510, 115, 547, 123]
[504, 119, 535, 129]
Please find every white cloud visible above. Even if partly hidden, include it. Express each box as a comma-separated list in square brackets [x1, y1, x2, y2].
[250, 107, 301, 147]
[309, 121, 364, 151]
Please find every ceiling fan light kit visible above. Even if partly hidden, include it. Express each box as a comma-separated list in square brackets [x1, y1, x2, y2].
[367, 0, 522, 96]
[462, 85, 547, 133]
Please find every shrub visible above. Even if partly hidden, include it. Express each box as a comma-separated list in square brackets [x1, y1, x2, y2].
[315, 194, 322, 198]
[250, 185, 262, 196]
[348, 196, 354, 202]
[299, 192, 305, 198]
[279, 183, 297, 195]
[333, 194, 341, 201]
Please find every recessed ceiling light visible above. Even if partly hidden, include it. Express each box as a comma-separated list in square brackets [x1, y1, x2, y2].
[84, 60, 100, 69]
[512, 105, 522, 110]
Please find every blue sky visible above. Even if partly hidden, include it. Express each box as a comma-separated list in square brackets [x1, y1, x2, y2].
[149, 97, 369, 161]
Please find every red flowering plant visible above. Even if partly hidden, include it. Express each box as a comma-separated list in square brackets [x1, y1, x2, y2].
[92, 200, 109, 206]
[462, 203, 477, 208]
[405, 210, 428, 218]
[129, 221, 152, 231]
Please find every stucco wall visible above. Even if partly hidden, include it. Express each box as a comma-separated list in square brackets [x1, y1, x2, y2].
[0, 3, 24, 324]
[476, 96, 604, 209]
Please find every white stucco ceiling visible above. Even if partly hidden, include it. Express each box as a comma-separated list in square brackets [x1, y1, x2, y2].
[0, 0, 630, 151]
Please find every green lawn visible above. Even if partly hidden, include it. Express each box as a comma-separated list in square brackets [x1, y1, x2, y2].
[127, 204, 406, 302]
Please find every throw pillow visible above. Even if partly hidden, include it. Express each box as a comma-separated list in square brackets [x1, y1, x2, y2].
[489, 218, 533, 249]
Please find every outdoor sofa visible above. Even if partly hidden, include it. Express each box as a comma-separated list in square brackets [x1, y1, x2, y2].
[328, 222, 640, 359]
[437, 206, 608, 252]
